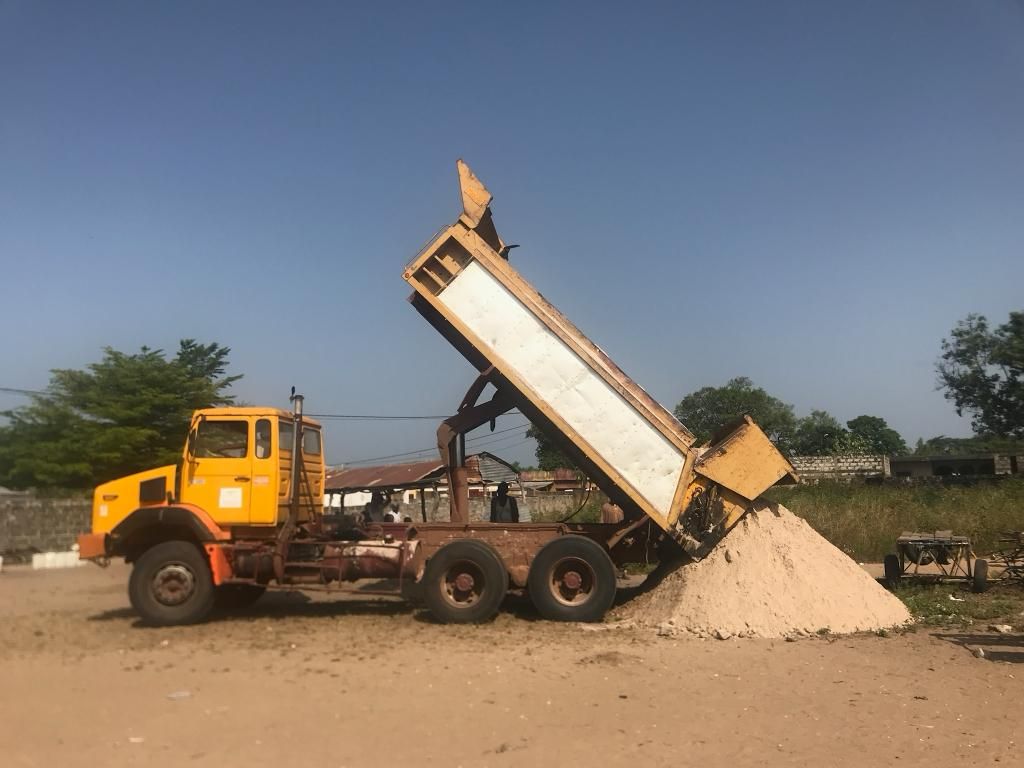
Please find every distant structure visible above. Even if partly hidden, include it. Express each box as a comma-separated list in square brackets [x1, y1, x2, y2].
[889, 454, 1021, 479]
[789, 453, 1022, 483]
[519, 468, 585, 494]
[323, 452, 523, 521]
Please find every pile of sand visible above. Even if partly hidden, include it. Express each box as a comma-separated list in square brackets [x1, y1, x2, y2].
[617, 501, 910, 639]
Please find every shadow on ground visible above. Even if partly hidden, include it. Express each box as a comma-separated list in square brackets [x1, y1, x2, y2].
[88, 589, 417, 627]
[933, 632, 1024, 663]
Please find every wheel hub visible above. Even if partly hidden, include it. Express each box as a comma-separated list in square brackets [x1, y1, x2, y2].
[550, 557, 595, 606]
[454, 572, 476, 592]
[562, 570, 583, 590]
[152, 564, 196, 606]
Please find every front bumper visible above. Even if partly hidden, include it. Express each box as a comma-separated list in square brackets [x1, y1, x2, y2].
[77, 532, 109, 560]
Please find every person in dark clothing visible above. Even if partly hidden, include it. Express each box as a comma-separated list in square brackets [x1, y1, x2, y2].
[489, 481, 519, 523]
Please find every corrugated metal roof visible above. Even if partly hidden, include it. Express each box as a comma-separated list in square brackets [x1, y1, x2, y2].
[325, 451, 519, 493]
[325, 460, 445, 492]
[465, 452, 520, 484]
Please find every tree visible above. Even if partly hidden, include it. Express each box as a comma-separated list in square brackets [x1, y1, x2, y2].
[673, 377, 797, 451]
[937, 311, 1024, 438]
[0, 340, 241, 490]
[792, 410, 847, 455]
[526, 425, 576, 471]
[846, 415, 908, 455]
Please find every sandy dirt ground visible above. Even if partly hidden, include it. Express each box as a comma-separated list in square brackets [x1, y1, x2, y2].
[1, 564, 1021, 767]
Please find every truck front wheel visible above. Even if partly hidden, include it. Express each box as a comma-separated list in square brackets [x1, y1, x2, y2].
[129, 541, 216, 626]
[421, 540, 508, 623]
[528, 536, 617, 622]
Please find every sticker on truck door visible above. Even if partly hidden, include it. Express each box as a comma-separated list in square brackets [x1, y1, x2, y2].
[219, 487, 243, 509]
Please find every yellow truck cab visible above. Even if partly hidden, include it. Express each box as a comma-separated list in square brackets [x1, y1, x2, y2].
[81, 407, 324, 556]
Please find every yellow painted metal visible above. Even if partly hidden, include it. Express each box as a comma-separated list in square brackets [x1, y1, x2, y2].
[694, 415, 797, 502]
[89, 407, 325, 534]
[91, 465, 176, 534]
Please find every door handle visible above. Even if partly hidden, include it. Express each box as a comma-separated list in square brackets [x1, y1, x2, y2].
[234, 476, 251, 482]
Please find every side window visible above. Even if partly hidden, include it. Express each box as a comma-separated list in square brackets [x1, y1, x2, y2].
[279, 421, 294, 454]
[302, 428, 322, 456]
[195, 420, 249, 459]
[255, 419, 272, 460]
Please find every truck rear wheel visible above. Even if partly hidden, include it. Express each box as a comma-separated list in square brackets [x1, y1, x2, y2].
[129, 541, 216, 626]
[528, 535, 616, 622]
[421, 540, 508, 623]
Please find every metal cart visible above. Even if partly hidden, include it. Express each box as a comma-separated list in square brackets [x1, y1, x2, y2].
[884, 531, 988, 593]
[989, 531, 1024, 583]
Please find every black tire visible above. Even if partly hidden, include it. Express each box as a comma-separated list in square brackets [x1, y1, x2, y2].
[883, 554, 902, 587]
[215, 584, 266, 611]
[528, 535, 617, 622]
[903, 543, 934, 567]
[128, 541, 216, 626]
[972, 559, 988, 593]
[421, 540, 508, 624]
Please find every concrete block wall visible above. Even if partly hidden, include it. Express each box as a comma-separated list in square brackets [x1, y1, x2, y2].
[789, 454, 889, 481]
[390, 492, 586, 523]
[0, 496, 92, 560]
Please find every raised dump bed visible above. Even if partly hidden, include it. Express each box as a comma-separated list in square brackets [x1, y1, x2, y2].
[404, 161, 796, 554]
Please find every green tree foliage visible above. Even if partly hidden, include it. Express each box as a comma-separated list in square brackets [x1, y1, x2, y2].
[846, 415, 908, 455]
[526, 425, 576, 471]
[792, 410, 848, 455]
[937, 311, 1024, 438]
[673, 377, 797, 451]
[0, 341, 241, 490]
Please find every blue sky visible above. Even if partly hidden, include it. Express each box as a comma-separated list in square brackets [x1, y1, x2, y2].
[1, 1, 1022, 467]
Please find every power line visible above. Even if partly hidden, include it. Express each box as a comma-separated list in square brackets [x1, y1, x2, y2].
[0, 386, 48, 397]
[340, 421, 531, 466]
[0, 387, 517, 423]
[309, 413, 448, 421]
[310, 407, 522, 422]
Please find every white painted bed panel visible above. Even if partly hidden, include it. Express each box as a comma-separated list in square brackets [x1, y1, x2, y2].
[439, 262, 684, 515]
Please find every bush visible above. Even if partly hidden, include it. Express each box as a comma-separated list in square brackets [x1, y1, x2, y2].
[765, 478, 1024, 562]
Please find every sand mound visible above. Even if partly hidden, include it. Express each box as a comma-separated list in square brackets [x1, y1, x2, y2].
[617, 501, 910, 638]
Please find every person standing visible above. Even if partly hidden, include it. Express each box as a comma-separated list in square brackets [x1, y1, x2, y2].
[489, 482, 519, 523]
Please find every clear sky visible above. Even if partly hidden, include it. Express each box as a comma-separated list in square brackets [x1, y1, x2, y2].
[2, 1, 1022, 467]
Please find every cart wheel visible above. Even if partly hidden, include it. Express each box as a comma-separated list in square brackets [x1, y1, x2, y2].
[972, 559, 988, 593]
[903, 543, 934, 567]
[883, 554, 902, 587]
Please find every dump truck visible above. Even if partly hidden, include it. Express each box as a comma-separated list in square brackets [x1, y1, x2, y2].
[77, 161, 796, 626]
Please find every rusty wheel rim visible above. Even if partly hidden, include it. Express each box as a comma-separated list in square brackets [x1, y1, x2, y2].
[151, 563, 196, 607]
[549, 556, 596, 607]
[441, 559, 485, 609]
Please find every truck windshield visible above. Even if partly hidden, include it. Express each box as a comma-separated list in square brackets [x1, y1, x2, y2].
[194, 421, 249, 459]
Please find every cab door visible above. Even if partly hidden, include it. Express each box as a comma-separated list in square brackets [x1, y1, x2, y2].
[248, 417, 278, 526]
[186, 417, 253, 524]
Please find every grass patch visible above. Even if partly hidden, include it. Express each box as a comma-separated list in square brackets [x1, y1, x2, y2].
[766, 477, 1024, 562]
[893, 583, 1023, 628]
